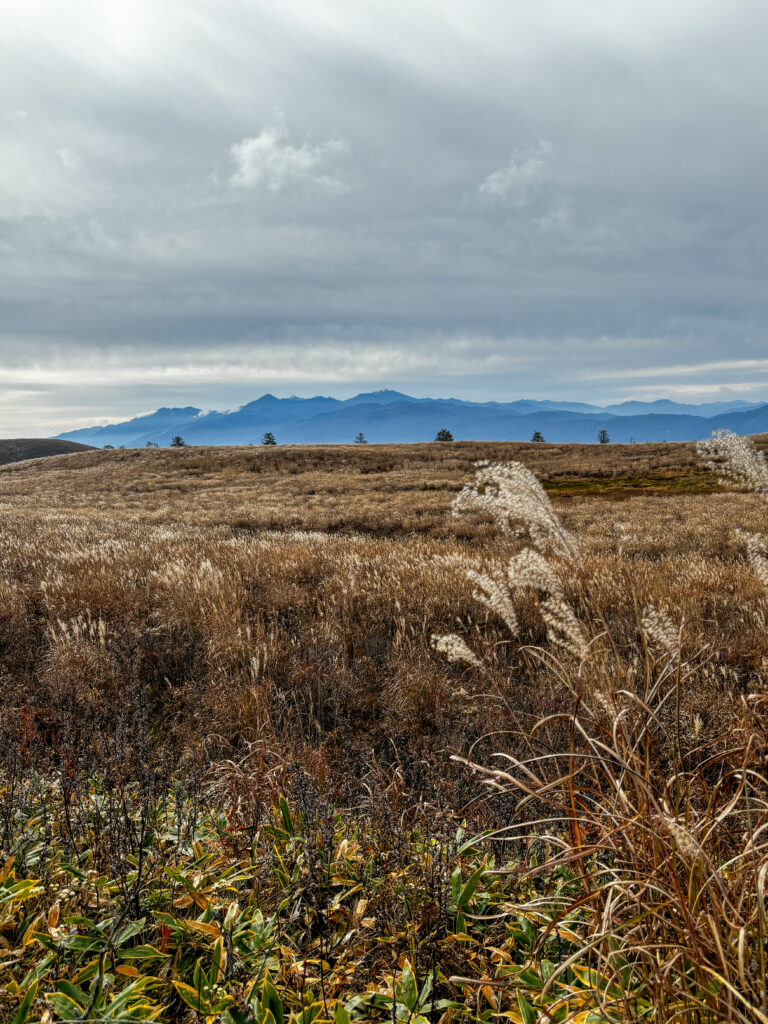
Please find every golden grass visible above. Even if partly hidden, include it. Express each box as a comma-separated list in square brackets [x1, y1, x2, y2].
[0, 437, 745, 536]
[1, 440, 765, 799]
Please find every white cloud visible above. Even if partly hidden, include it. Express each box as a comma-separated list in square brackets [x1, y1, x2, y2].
[478, 139, 552, 204]
[589, 358, 768, 381]
[229, 119, 348, 192]
[56, 146, 83, 171]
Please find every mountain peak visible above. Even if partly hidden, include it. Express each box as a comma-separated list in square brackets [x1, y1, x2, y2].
[343, 390, 414, 406]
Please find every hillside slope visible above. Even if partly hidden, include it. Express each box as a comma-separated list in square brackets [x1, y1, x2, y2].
[0, 438, 94, 466]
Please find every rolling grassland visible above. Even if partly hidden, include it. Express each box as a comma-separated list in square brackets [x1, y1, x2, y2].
[1, 438, 767, 1022]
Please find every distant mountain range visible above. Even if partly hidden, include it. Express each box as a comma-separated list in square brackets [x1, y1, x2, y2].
[53, 391, 768, 447]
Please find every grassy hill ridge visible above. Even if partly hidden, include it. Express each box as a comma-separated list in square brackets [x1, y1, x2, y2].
[0, 437, 94, 466]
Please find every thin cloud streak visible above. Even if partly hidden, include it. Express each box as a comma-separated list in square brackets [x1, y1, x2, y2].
[590, 359, 768, 381]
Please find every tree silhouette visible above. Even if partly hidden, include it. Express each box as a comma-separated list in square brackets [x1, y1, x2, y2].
[170, 436, 186, 447]
[531, 431, 545, 442]
[598, 429, 610, 444]
[434, 429, 454, 442]
[354, 432, 367, 444]
[262, 432, 277, 446]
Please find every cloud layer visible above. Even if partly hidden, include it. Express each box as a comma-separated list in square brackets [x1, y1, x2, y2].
[1, 0, 767, 433]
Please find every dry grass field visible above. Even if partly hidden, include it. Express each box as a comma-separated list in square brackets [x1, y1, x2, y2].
[1, 437, 767, 1023]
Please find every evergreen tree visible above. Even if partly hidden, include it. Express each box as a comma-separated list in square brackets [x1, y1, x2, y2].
[598, 429, 610, 444]
[170, 436, 186, 447]
[531, 431, 545, 442]
[434, 428, 454, 442]
[354, 432, 367, 444]
[262, 432, 277, 446]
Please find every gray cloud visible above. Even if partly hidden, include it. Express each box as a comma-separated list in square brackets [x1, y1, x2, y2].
[478, 139, 552, 204]
[1, 0, 768, 433]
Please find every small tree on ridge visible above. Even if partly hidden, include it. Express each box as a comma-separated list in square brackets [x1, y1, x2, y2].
[434, 429, 454, 442]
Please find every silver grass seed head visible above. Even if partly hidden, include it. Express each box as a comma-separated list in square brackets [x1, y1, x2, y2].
[507, 547, 563, 596]
[740, 531, 768, 592]
[453, 460, 577, 559]
[466, 569, 519, 636]
[431, 633, 483, 669]
[697, 430, 768, 498]
[641, 605, 680, 659]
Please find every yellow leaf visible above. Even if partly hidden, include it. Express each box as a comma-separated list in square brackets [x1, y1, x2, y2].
[0, 857, 14, 885]
[116, 965, 141, 977]
[22, 914, 44, 946]
[186, 920, 221, 937]
[47, 903, 60, 930]
[481, 984, 498, 1009]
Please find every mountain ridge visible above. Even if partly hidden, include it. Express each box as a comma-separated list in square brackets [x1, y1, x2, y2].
[53, 392, 768, 447]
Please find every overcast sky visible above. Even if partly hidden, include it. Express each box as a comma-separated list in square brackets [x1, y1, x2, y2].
[2, 0, 768, 434]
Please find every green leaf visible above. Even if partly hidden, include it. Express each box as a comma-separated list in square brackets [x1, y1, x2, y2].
[46, 993, 84, 1022]
[173, 980, 212, 1014]
[20, 955, 54, 989]
[211, 935, 225, 986]
[278, 796, 294, 836]
[518, 914, 536, 948]
[193, 959, 210, 999]
[399, 960, 419, 1011]
[456, 830, 491, 857]
[517, 991, 537, 1024]
[118, 945, 164, 960]
[261, 975, 285, 1024]
[223, 1010, 248, 1024]
[10, 981, 38, 1024]
[108, 975, 159, 1015]
[334, 1006, 351, 1024]
[114, 918, 146, 948]
[297, 1003, 324, 1024]
[457, 865, 486, 908]
[64, 935, 103, 952]
[61, 862, 88, 881]
[56, 980, 90, 1007]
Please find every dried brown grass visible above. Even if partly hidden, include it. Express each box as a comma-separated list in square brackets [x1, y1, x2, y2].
[0, 440, 765, 809]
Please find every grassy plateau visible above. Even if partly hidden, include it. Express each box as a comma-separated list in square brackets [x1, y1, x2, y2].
[1, 437, 767, 1023]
